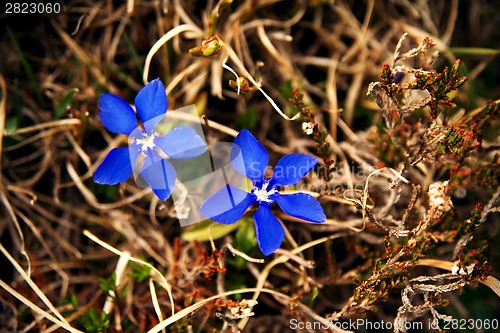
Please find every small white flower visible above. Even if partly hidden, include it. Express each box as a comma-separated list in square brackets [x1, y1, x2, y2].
[302, 122, 314, 135]
[227, 299, 257, 319]
[452, 261, 460, 275]
[428, 181, 453, 212]
[452, 261, 475, 275]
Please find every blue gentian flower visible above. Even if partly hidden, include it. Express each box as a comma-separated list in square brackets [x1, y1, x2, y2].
[200, 129, 326, 255]
[94, 79, 207, 200]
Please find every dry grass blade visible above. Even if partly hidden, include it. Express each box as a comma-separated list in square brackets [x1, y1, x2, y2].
[0, 74, 6, 179]
[83, 230, 176, 317]
[143, 24, 204, 84]
[0, 243, 70, 327]
[0, 188, 31, 276]
[51, 22, 115, 93]
[0, 279, 83, 333]
[237, 233, 347, 330]
[3, 119, 81, 136]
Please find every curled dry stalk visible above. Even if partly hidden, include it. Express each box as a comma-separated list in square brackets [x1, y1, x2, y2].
[143, 1, 300, 121]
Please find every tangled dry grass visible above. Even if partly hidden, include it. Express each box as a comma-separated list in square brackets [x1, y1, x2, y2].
[0, 0, 499, 332]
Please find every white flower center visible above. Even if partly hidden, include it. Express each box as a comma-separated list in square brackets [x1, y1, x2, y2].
[135, 132, 156, 152]
[252, 181, 277, 203]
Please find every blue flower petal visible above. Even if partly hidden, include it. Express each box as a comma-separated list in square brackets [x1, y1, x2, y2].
[94, 147, 133, 185]
[200, 186, 256, 224]
[134, 78, 168, 132]
[230, 129, 269, 183]
[140, 155, 176, 201]
[254, 202, 284, 255]
[269, 154, 317, 187]
[155, 126, 207, 159]
[98, 94, 137, 135]
[271, 193, 326, 223]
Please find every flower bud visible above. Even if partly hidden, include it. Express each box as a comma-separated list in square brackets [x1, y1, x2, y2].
[201, 35, 223, 57]
[189, 36, 224, 57]
[189, 46, 203, 57]
[229, 77, 258, 94]
[451, 59, 461, 74]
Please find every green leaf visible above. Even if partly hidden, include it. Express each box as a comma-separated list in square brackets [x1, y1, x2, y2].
[309, 287, 319, 306]
[120, 285, 130, 299]
[234, 218, 257, 251]
[7, 27, 46, 109]
[55, 88, 79, 119]
[128, 261, 151, 283]
[98, 272, 117, 294]
[230, 219, 258, 268]
[122, 32, 144, 73]
[79, 308, 110, 333]
[443, 47, 500, 56]
[4, 118, 18, 135]
[182, 219, 242, 242]
[236, 107, 259, 130]
[70, 293, 79, 309]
